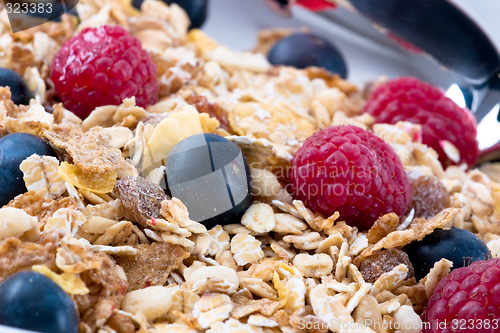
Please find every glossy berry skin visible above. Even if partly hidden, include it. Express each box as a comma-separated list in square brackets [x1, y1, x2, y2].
[51, 25, 159, 120]
[0, 133, 57, 207]
[364, 77, 479, 168]
[0, 68, 32, 106]
[166, 133, 252, 229]
[404, 227, 491, 281]
[0, 271, 79, 333]
[423, 258, 500, 333]
[268, 33, 347, 78]
[132, 0, 208, 29]
[297, 0, 337, 11]
[291, 125, 411, 230]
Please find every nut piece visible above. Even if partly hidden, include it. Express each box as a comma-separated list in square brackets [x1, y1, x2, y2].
[0, 207, 39, 242]
[241, 203, 276, 233]
[292, 253, 333, 278]
[122, 286, 173, 321]
[115, 176, 170, 228]
[359, 249, 415, 283]
[392, 305, 422, 333]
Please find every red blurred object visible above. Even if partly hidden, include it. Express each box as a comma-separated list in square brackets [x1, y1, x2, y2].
[385, 31, 424, 54]
[297, 0, 337, 11]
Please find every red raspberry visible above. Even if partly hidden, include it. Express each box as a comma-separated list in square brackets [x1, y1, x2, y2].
[50, 25, 159, 120]
[291, 125, 411, 230]
[364, 77, 478, 168]
[423, 258, 500, 333]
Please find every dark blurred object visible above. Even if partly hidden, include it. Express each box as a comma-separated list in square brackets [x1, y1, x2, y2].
[132, 0, 208, 29]
[268, 33, 347, 78]
[0, 68, 32, 105]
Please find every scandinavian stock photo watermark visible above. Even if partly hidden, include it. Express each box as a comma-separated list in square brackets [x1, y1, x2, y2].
[3, 0, 79, 33]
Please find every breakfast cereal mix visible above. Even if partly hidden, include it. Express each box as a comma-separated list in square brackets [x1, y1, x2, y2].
[0, 1, 498, 332]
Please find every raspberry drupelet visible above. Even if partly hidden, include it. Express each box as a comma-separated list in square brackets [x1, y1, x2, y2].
[291, 125, 411, 230]
[50, 25, 159, 120]
[364, 77, 479, 168]
[423, 258, 500, 333]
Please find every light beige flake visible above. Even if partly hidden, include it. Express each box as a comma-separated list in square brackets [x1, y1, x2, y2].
[90, 245, 138, 256]
[93, 221, 134, 246]
[317, 233, 345, 253]
[284, 277, 307, 313]
[241, 203, 276, 233]
[55, 246, 101, 274]
[154, 323, 198, 333]
[240, 277, 278, 301]
[346, 283, 372, 312]
[44, 208, 87, 241]
[353, 295, 383, 331]
[20, 154, 66, 199]
[367, 213, 400, 244]
[273, 213, 308, 235]
[187, 265, 239, 292]
[160, 197, 207, 233]
[0, 207, 39, 242]
[283, 231, 324, 250]
[247, 314, 279, 327]
[193, 293, 233, 328]
[424, 259, 453, 298]
[487, 238, 500, 257]
[142, 109, 204, 172]
[83, 199, 125, 220]
[349, 234, 369, 256]
[392, 305, 422, 333]
[410, 208, 459, 241]
[231, 233, 265, 266]
[292, 253, 333, 278]
[379, 294, 407, 315]
[370, 264, 409, 296]
[207, 225, 230, 255]
[207, 319, 263, 333]
[122, 286, 173, 321]
[147, 217, 191, 237]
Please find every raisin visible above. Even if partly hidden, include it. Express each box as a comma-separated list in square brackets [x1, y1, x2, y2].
[188, 95, 229, 130]
[114, 176, 170, 228]
[359, 248, 415, 283]
[410, 175, 451, 219]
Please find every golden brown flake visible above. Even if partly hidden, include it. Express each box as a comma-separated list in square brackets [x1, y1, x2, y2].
[113, 242, 188, 291]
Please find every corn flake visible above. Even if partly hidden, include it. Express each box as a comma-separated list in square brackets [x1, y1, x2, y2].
[32, 264, 89, 295]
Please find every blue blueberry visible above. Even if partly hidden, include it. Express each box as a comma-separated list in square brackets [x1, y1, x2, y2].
[165, 133, 252, 229]
[132, 0, 208, 29]
[0, 271, 79, 333]
[268, 33, 348, 78]
[0, 68, 32, 106]
[403, 227, 491, 281]
[0, 133, 57, 207]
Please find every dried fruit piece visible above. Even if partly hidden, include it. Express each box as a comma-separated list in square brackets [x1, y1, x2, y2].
[410, 176, 451, 219]
[59, 162, 117, 194]
[188, 95, 229, 131]
[115, 176, 170, 228]
[359, 249, 415, 284]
